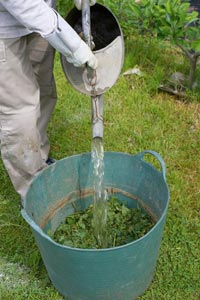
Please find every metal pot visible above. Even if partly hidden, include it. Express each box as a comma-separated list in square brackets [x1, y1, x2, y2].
[60, 3, 124, 95]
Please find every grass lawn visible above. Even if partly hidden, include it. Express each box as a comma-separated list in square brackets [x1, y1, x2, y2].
[0, 36, 200, 299]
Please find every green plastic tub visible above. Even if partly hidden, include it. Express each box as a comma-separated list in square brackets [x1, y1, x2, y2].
[22, 150, 170, 300]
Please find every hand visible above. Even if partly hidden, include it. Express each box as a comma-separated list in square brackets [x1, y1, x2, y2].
[74, 0, 96, 10]
[67, 40, 98, 69]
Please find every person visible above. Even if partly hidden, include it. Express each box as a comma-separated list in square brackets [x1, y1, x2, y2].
[0, 0, 97, 200]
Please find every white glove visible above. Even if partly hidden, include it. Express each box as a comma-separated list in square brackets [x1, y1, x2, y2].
[43, 12, 97, 69]
[67, 40, 98, 68]
[74, 0, 96, 10]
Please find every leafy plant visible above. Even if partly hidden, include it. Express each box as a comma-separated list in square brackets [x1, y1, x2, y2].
[128, 0, 200, 90]
[48, 197, 155, 249]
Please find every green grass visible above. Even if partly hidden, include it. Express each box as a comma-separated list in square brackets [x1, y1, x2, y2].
[0, 36, 200, 299]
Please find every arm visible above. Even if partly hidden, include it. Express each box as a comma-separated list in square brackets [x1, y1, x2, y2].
[0, 0, 56, 36]
[0, 0, 97, 68]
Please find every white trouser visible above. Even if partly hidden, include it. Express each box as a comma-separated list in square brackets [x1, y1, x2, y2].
[0, 33, 57, 198]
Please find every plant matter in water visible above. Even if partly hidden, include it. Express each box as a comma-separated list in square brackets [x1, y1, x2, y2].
[48, 197, 156, 249]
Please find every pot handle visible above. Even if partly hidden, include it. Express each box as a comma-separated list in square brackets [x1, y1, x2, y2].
[82, 0, 92, 48]
[137, 150, 167, 181]
[81, 0, 96, 86]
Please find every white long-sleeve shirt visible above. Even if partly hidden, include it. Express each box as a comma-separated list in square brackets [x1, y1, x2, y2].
[0, 0, 57, 38]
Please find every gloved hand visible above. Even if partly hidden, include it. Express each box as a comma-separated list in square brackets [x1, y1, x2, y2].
[43, 11, 97, 69]
[74, 0, 96, 10]
[66, 40, 97, 68]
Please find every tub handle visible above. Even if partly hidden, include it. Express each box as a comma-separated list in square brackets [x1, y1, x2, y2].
[138, 150, 167, 181]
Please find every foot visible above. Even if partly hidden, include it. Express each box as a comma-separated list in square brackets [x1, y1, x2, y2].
[46, 157, 56, 165]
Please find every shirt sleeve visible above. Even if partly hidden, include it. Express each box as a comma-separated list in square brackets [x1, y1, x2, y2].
[0, 0, 57, 35]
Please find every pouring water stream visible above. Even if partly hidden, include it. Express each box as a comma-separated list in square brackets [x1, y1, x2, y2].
[91, 94, 107, 247]
[91, 137, 108, 248]
[82, 0, 108, 247]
